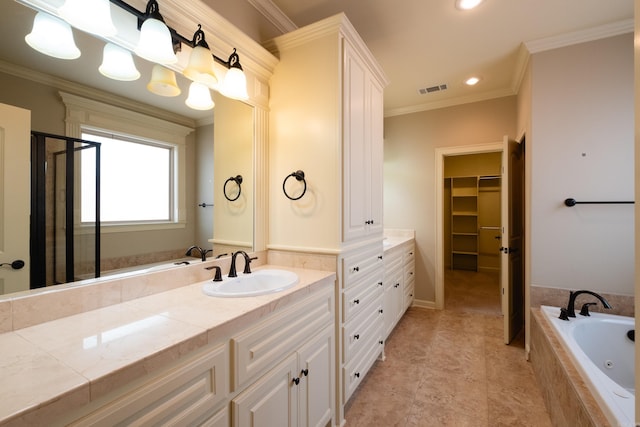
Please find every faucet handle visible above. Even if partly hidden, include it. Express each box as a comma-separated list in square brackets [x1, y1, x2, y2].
[243, 256, 258, 274]
[206, 265, 223, 282]
[579, 302, 597, 317]
[558, 308, 570, 321]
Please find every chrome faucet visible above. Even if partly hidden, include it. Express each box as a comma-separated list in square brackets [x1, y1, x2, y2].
[561, 290, 612, 319]
[228, 251, 256, 277]
[185, 245, 212, 262]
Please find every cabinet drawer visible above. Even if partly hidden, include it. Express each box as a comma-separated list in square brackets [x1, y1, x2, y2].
[69, 342, 228, 427]
[404, 260, 415, 284]
[404, 245, 415, 265]
[342, 246, 383, 288]
[200, 406, 229, 427]
[342, 272, 383, 323]
[342, 303, 383, 362]
[232, 288, 333, 391]
[342, 332, 383, 402]
[404, 283, 414, 310]
[384, 249, 403, 273]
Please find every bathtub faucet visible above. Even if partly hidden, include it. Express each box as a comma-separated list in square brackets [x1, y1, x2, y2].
[185, 245, 212, 262]
[564, 290, 612, 318]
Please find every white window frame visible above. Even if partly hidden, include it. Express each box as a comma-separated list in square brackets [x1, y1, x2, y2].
[60, 91, 194, 233]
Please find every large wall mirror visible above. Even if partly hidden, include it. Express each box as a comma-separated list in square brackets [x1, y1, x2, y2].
[0, 0, 271, 296]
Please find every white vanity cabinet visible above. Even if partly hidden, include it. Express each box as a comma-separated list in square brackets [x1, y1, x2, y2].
[63, 342, 230, 427]
[54, 282, 335, 427]
[230, 288, 334, 427]
[403, 242, 416, 310]
[383, 238, 416, 340]
[342, 40, 385, 243]
[231, 324, 333, 427]
[340, 246, 384, 402]
[383, 246, 404, 339]
[265, 12, 387, 425]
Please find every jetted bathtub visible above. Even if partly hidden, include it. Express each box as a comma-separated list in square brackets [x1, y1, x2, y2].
[541, 305, 634, 427]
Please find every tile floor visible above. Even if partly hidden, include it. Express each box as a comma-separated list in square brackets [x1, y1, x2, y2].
[343, 269, 552, 426]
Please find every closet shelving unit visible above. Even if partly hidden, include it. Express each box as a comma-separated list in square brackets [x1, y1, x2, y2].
[450, 176, 479, 271]
[450, 175, 501, 271]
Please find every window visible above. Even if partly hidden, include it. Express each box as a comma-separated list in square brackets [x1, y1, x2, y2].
[80, 130, 174, 223]
[61, 91, 194, 232]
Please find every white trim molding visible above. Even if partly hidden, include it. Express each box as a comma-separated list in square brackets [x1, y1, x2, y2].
[60, 91, 193, 231]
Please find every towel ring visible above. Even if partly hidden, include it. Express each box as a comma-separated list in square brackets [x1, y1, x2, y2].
[223, 175, 243, 201]
[283, 170, 307, 200]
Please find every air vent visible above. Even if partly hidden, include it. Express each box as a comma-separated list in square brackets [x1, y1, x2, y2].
[418, 84, 448, 95]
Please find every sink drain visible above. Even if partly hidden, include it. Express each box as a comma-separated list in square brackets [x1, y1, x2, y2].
[604, 360, 614, 369]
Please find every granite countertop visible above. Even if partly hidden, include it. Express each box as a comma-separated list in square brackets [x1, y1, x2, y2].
[0, 265, 335, 425]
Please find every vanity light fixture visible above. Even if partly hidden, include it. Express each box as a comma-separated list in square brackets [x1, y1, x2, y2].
[25, 11, 80, 60]
[21, 0, 250, 108]
[147, 64, 181, 96]
[219, 49, 249, 101]
[183, 25, 218, 89]
[185, 81, 215, 110]
[99, 43, 141, 81]
[58, 0, 117, 37]
[134, 0, 177, 64]
[455, 0, 484, 10]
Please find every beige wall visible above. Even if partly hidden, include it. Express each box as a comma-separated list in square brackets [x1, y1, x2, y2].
[384, 96, 517, 302]
[530, 33, 634, 296]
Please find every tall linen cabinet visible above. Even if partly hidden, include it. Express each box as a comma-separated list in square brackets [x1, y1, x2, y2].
[265, 13, 388, 426]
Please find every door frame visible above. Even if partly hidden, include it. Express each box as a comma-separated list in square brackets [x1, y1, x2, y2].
[434, 142, 503, 309]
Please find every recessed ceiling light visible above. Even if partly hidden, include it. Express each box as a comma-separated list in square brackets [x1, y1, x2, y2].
[465, 76, 481, 86]
[455, 0, 484, 10]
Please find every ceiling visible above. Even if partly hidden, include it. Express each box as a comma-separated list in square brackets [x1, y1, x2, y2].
[262, 0, 634, 116]
[1, 1, 633, 121]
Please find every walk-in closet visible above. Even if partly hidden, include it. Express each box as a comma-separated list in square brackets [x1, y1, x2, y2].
[443, 152, 501, 272]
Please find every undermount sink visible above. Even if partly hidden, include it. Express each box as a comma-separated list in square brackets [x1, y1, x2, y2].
[202, 269, 299, 297]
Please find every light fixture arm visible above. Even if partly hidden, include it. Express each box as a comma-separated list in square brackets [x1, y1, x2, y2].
[108, 0, 242, 70]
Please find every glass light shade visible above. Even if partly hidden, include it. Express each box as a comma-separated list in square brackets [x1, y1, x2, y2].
[99, 43, 140, 81]
[25, 12, 80, 60]
[185, 82, 214, 110]
[59, 0, 117, 37]
[220, 67, 249, 101]
[135, 17, 177, 64]
[183, 45, 218, 89]
[147, 65, 180, 97]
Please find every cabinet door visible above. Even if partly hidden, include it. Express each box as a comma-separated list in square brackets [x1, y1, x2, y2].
[342, 41, 368, 242]
[383, 268, 403, 338]
[298, 325, 333, 427]
[232, 354, 298, 427]
[367, 77, 384, 236]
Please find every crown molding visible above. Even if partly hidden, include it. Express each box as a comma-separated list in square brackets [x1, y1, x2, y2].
[264, 13, 388, 86]
[524, 18, 633, 53]
[510, 43, 531, 96]
[384, 87, 516, 118]
[247, 0, 298, 34]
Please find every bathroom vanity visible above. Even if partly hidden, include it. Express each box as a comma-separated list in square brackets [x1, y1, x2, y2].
[0, 265, 335, 426]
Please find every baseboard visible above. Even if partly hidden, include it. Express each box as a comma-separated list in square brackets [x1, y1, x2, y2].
[412, 299, 437, 309]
